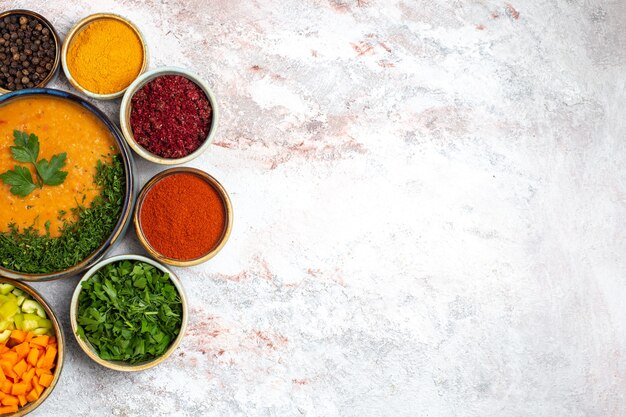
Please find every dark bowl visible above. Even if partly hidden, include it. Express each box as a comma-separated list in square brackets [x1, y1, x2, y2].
[0, 88, 136, 281]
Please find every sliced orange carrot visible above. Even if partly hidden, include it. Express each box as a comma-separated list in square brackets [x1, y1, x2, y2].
[1, 352, 17, 366]
[0, 395, 17, 406]
[14, 342, 29, 359]
[0, 404, 18, 414]
[41, 346, 57, 369]
[0, 380, 10, 395]
[12, 359, 26, 377]
[0, 328, 58, 410]
[10, 383, 27, 396]
[32, 379, 43, 397]
[22, 368, 35, 385]
[25, 389, 38, 403]
[26, 348, 38, 367]
[8, 331, 26, 344]
[38, 373, 53, 388]
[30, 336, 48, 347]
[0, 362, 15, 380]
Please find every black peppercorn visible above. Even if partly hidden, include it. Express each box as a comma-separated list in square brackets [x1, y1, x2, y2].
[0, 13, 56, 90]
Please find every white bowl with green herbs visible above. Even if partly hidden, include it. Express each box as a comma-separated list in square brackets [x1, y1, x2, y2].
[69, 254, 187, 371]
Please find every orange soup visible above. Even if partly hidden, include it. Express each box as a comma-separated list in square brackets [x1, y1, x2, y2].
[0, 96, 118, 237]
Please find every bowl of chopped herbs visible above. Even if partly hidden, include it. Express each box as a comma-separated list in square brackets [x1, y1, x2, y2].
[70, 255, 187, 371]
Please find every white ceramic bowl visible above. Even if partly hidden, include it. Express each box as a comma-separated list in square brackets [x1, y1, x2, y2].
[70, 254, 188, 372]
[119, 66, 219, 165]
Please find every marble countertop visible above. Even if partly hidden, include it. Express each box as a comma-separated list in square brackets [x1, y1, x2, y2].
[2, 0, 625, 416]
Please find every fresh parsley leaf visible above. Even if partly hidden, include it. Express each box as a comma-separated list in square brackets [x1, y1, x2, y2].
[36, 152, 68, 186]
[0, 130, 69, 197]
[10, 130, 39, 163]
[0, 165, 37, 197]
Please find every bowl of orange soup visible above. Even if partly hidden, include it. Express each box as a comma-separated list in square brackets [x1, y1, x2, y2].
[0, 89, 135, 281]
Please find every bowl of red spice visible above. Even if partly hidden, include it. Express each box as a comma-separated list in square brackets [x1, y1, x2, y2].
[120, 67, 217, 164]
[133, 167, 232, 266]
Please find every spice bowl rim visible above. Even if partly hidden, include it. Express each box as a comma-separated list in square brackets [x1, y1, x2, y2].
[119, 66, 219, 165]
[134, 167, 233, 267]
[69, 254, 188, 372]
[60, 12, 149, 100]
[0, 9, 61, 94]
[0, 277, 64, 417]
[0, 88, 136, 282]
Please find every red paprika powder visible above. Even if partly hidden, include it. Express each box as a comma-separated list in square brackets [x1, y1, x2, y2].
[139, 173, 226, 260]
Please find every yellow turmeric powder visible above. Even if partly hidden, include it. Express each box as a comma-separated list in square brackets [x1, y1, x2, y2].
[67, 18, 144, 95]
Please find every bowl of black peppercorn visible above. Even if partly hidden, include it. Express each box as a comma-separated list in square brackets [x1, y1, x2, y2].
[0, 10, 60, 93]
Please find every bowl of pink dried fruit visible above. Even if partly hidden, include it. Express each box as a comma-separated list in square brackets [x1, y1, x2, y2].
[120, 66, 218, 165]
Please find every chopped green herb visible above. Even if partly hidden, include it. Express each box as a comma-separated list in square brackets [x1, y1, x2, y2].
[0, 130, 68, 197]
[0, 155, 125, 274]
[76, 260, 183, 364]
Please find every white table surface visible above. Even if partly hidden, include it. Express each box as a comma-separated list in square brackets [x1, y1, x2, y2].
[2, 0, 625, 416]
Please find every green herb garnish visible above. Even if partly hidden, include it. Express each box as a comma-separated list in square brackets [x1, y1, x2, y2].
[76, 260, 183, 364]
[0, 130, 68, 197]
[0, 154, 125, 273]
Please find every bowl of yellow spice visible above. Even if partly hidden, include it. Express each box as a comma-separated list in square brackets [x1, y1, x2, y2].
[61, 13, 148, 100]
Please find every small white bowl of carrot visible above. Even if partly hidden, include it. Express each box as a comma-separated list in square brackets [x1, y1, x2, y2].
[0, 279, 63, 416]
